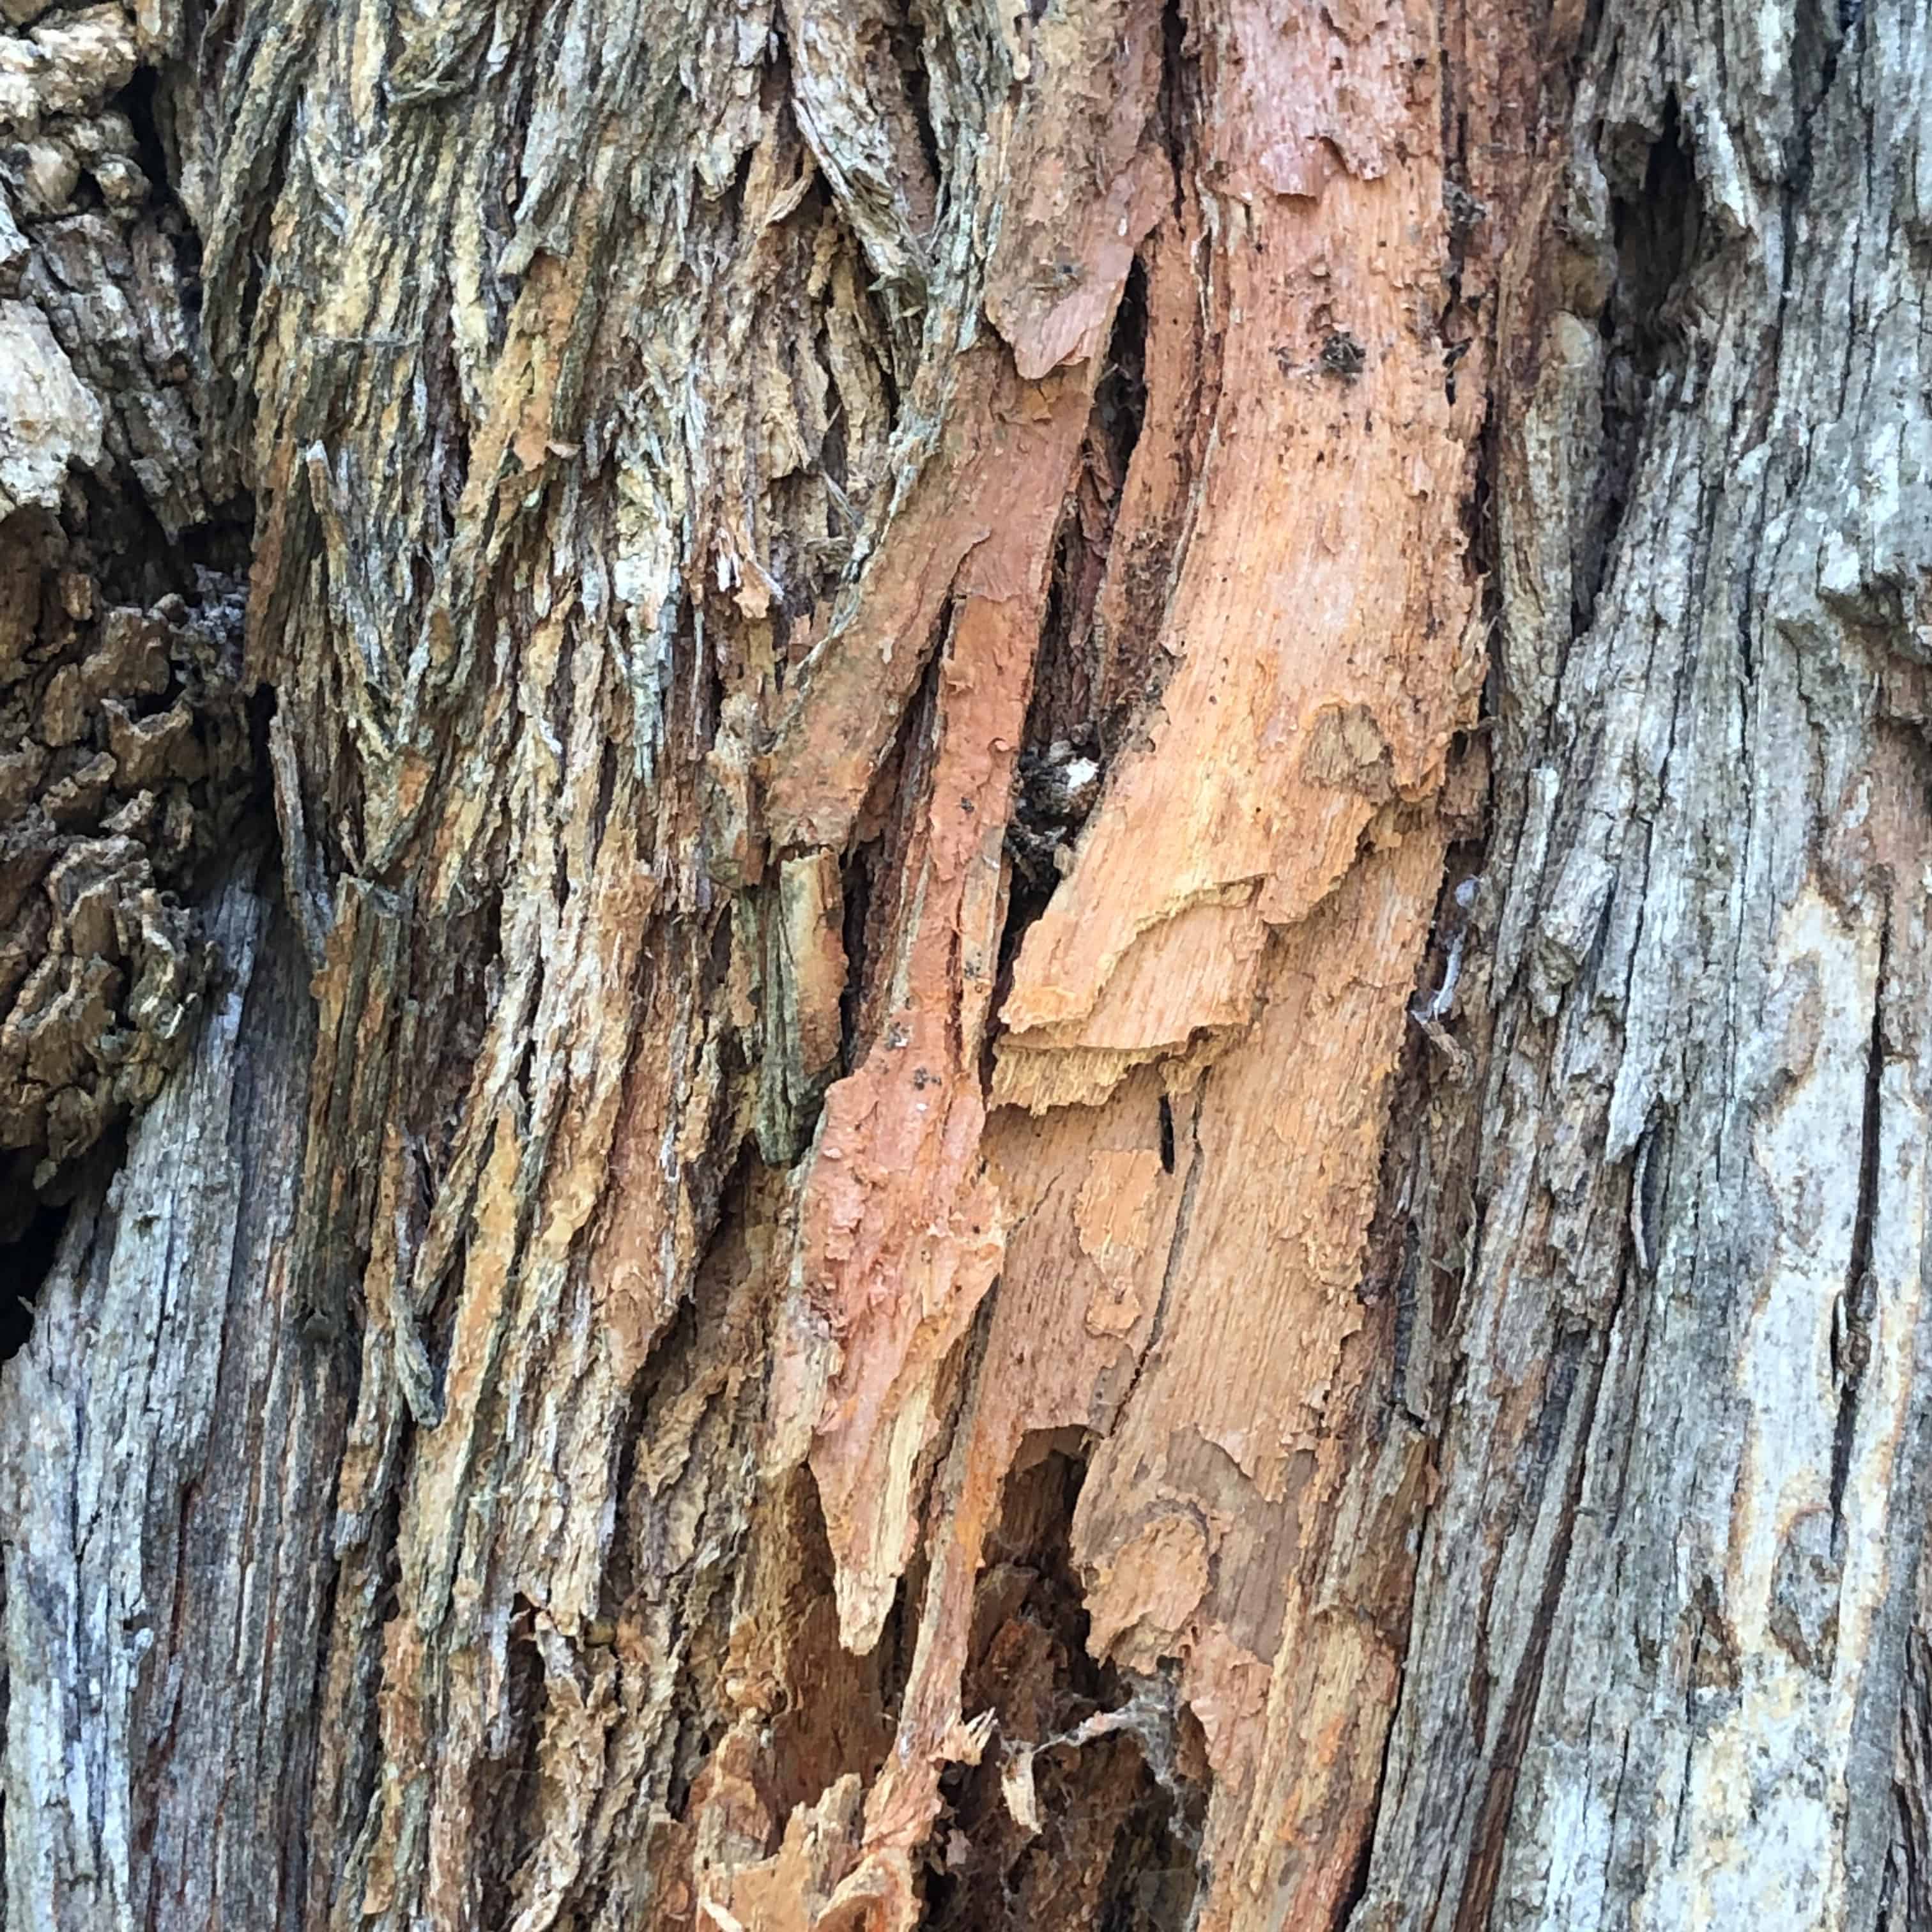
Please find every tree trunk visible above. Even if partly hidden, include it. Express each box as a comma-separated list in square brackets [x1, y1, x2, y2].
[3, 0, 1929, 1925]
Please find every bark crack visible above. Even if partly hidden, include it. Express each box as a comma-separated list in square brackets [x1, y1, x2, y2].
[1105, 1076, 1207, 1432]
[1828, 903, 1886, 1545]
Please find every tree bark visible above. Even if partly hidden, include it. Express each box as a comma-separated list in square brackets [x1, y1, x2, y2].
[3, 0, 1929, 1928]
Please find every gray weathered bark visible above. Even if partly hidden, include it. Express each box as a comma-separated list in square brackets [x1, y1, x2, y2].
[1359, 1, 1932, 1922]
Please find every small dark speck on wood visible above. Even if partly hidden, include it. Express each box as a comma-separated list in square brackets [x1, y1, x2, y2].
[1321, 331, 1367, 381]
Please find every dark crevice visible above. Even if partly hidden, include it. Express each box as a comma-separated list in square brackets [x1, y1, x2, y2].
[1032, 532, 1080, 736]
[1584, 95, 1703, 639]
[116, 65, 209, 320]
[1789, 0, 1853, 207]
[989, 862, 1048, 1050]
[1608, 95, 1701, 374]
[893, 14, 942, 194]
[845, 618, 948, 1073]
[1096, 259, 1150, 491]
[1633, 1117, 1667, 1275]
[1106, 1082, 1206, 1435]
[1454, 1328, 1617, 1932]
[425, 284, 474, 526]
[1155, 0, 1193, 210]
[751, 1460, 906, 1823]
[993, 742, 1104, 1020]
[1829, 911, 1886, 1540]
[988, 256, 1149, 981]
[1530, 1328, 1588, 1477]
[1432, 0, 1487, 417]
[840, 836, 880, 1073]
[921, 1448, 1209, 1932]
[1335, 1714, 1392, 1926]
[75, 473, 241, 611]
[590, 739, 618, 849]
[0, 1197, 70, 1359]
[1020, 251, 1147, 766]
[119, 67, 174, 216]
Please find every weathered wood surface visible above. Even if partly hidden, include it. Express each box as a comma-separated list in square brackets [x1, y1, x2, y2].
[1356, 0, 1932, 1921]
[0, 0, 1928, 1926]
[2, 863, 341, 1931]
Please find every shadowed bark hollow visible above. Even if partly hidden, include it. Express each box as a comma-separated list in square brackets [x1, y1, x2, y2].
[3, 0, 1931, 1928]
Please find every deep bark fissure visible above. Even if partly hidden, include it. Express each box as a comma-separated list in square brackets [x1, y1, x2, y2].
[1829, 907, 1887, 1540]
[0, 1201, 65, 1359]
[923, 1441, 1210, 1932]
[1105, 1071, 1208, 1438]
[1450, 1329, 1613, 1932]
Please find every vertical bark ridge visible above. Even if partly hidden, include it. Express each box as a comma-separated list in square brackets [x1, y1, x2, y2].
[1356, 0, 1932, 1922]
[1, 864, 342, 1930]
